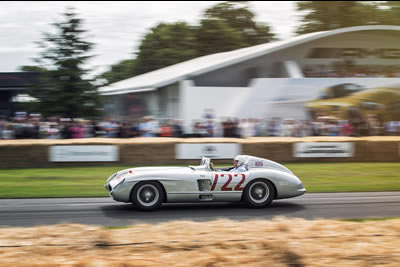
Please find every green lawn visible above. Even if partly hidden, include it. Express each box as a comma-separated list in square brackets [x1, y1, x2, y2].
[286, 162, 400, 193]
[0, 163, 399, 198]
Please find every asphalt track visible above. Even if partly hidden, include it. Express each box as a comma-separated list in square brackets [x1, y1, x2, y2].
[1, 192, 400, 227]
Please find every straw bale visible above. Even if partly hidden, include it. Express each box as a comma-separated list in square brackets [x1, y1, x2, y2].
[0, 218, 399, 266]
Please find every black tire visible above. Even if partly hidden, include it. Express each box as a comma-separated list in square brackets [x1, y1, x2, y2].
[243, 179, 275, 208]
[131, 181, 165, 211]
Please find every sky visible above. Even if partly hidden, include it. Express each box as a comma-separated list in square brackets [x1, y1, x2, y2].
[0, 1, 300, 76]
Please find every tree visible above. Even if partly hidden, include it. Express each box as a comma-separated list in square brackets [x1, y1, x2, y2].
[203, 1, 276, 46]
[22, 7, 101, 118]
[134, 22, 198, 75]
[99, 1, 276, 82]
[295, 1, 384, 34]
[196, 18, 246, 56]
[98, 59, 137, 85]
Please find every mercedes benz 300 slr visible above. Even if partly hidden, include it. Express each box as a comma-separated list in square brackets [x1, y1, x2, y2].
[104, 155, 306, 210]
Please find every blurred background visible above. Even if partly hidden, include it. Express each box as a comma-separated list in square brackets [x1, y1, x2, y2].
[1, 1, 400, 141]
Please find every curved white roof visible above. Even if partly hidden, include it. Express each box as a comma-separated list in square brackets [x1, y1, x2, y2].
[99, 25, 400, 95]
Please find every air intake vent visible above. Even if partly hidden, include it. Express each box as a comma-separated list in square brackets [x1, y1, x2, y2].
[197, 179, 211, 191]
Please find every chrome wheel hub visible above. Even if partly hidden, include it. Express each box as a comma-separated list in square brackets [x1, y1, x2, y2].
[137, 184, 159, 207]
[249, 182, 270, 204]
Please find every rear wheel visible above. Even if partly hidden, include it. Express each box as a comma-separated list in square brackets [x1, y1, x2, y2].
[131, 181, 165, 211]
[243, 179, 275, 208]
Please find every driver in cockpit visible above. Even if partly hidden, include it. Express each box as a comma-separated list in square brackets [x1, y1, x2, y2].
[213, 155, 247, 172]
[229, 155, 248, 172]
[209, 155, 247, 172]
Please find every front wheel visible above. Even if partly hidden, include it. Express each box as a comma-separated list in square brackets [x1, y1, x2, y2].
[243, 179, 275, 208]
[131, 181, 165, 211]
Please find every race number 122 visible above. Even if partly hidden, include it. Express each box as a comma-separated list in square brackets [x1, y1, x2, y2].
[211, 173, 246, 191]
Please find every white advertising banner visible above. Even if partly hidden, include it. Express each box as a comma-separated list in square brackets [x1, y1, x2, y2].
[294, 142, 353, 158]
[176, 143, 241, 159]
[49, 145, 119, 162]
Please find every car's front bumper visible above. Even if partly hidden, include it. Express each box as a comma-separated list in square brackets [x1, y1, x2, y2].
[104, 181, 137, 203]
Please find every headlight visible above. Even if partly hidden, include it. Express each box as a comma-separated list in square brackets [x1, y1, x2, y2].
[109, 175, 125, 189]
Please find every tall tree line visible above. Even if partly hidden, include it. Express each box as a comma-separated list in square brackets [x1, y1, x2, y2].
[296, 1, 400, 34]
[99, 1, 276, 85]
[100, 1, 400, 85]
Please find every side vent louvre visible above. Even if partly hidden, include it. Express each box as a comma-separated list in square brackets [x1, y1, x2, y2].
[197, 179, 211, 191]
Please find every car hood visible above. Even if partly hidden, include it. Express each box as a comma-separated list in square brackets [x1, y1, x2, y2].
[129, 166, 185, 173]
[106, 166, 189, 183]
[119, 166, 194, 180]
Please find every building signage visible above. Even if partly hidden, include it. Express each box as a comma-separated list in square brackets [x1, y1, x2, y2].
[294, 142, 353, 158]
[176, 143, 241, 159]
[49, 145, 119, 162]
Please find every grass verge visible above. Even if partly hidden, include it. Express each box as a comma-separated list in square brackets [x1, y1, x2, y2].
[0, 162, 399, 198]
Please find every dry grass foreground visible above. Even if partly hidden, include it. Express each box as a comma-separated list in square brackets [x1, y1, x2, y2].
[0, 218, 399, 267]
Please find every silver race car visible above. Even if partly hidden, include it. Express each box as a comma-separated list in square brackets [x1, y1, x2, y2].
[105, 155, 306, 210]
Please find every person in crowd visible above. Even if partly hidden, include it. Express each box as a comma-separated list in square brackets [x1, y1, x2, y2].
[367, 114, 380, 136]
[60, 120, 72, 139]
[254, 118, 266, 137]
[239, 118, 253, 138]
[339, 120, 354, 136]
[69, 120, 85, 139]
[138, 116, 160, 137]
[191, 120, 205, 137]
[129, 119, 140, 138]
[159, 120, 173, 137]
[2, 123, 15, 139]
[267, 118, 281, 137]
[298, 120, 312, 137]
[0, 119, 5, 139]
[47, 124, 60, 139]
[326, 119, 339, 136]
[118, 122, 132, 138]
[171, 119, 183, 137]
[100, 117, 119, 138]
[358, 116, 370, 136]
[384, 120, 398, 136]
[204, 119, 217, 137]
[222, 117, 234, 137]
[2, 111, 399, 139]
[83, 120, 96, 138]
[93, 120, 106, 137]
[281, 119, 295, 137]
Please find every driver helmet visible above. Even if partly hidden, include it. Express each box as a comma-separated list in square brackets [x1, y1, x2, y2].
[234, 155, 246, 167]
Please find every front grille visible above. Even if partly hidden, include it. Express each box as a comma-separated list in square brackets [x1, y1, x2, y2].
[105, 183, 112, 192]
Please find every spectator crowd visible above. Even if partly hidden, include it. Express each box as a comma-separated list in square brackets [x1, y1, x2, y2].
[1, 112, 399, 139]
[303, 63, 400, 78]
